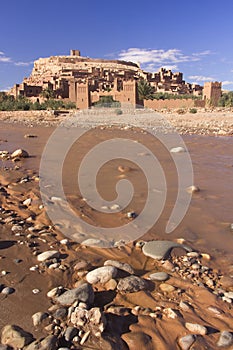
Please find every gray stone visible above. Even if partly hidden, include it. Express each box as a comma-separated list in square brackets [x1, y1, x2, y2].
[104, 260, 134, 274]
[178, 334, 196, 350]
[1, 325, 33, 348]
[217, 331, 233, 347]
[224, 291, 233, 299]
[117, 275, 147, 293]
[37, 250, 60, 262]
[64, 327, 78, 342]
[53, 307, 67, 320]
[142, 240, 191, 260]
[55, 283, 94, 306]
[149, 272, 169, 281]
[25, 335, 57, 350]
[185, 322, 207, 335]
[32, 312, 48, 326]
[86, 266, 117, 284]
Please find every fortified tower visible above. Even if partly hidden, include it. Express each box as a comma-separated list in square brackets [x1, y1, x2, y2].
[203, 82, 222, 106]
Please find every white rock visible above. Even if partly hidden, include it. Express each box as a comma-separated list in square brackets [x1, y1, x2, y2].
[23, 198, 32, 206]
[178, 334, 196, 350]
[185, 322, 207, 335]
[11, 149, 29, 158]
[37, 250, 60, 262]
[32, 312, 48, 326]
[217, 330, 233, 347]
[170, 146, 186, 153]
[86, 266, 117, 284]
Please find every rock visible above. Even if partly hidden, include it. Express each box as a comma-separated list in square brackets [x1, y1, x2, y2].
[86, 266, 117, 284]
[159, 283, 175, 293]
[105, 279, 117, 290]
[126, 211, 137, 219]
[142, 240, 191, 260]
[47, 286, 64, 298]
[53, 307, 67, 320]
[179, 301, 191, 311]
[217, 331, 233, 347]
[24, 134, 37, 138]
[1, 287, 15, 295]
[64, 327, 78, 342]
[32, 312, 48, 326]
[117, 276, 147, 293]
[170, 146, 186, 153]
[37, 250, 60, 262]
[71, 307, 106, 337]
[224, 291, 233, 299]
[11, 149, 29, 159]
[25, 335, 57, 350]
[185, 322, 207, 335]
[23, 198, 32, 206]
[1, 325, 33, 348]
[186, 185, 200, 194]
[163, 308, 178, 319]
[104, 260, 134, 274]
[149, 272, 169, 281]
[178, 334, 196, 350]
[55, 283, 94, 306]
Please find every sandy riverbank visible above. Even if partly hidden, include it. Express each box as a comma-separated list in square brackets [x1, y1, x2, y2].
[0, 115, 233, 349]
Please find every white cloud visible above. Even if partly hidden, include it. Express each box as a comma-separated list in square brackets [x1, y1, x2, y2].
[222, 81, 233, 86]
[117, 48, 212, 71]
[0, 56, 11, 63]
[0, 51, 5, 55]
[14, 61, 33, 67]
[188, 75, 215, 82]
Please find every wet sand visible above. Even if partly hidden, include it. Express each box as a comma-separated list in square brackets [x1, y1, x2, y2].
[0, 118, 233, 349]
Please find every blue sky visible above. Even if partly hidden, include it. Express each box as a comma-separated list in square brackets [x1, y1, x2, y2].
[1, 0, 233, 91]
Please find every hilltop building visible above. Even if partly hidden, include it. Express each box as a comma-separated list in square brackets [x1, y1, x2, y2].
[9, 50, 222, 109]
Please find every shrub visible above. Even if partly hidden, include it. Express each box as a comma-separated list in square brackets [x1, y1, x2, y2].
[115, 108, 123, 115]
[189, 108, 197, 114]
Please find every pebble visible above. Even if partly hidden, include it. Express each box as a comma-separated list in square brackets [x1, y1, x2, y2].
[170, 146, 186, 153]
[55, 283, 94, 306]
[32, 289, 40, 294]
[126, 211, 137, 218]
[142, 240, 191, 260]
[32, 312, 48, 326]
[104, 260, 134, 274]
[23, 198, 32, 206]
[149, 272, 169, 281]
[217, 330, 233, 347]
[179, 301, 191, 311]
[11, 149, 29, 158]
[185, 322, 207, 335]
[47, 286, 64, 298]
[37, 250, 60, 262]
[1, 287, 15, 295]
[64, 327, 78, 342]
[117, 275, 147, 293]
[159, 283, 175, 293]
[104, 278, 117, 290]
[86, 266, 117, 284]
[178, 334, 196, 350]
[224, 291, 233, 299]
[186, 185, 200, 194]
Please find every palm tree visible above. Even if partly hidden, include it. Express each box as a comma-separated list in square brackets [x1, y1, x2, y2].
[137, 79, 155, 105]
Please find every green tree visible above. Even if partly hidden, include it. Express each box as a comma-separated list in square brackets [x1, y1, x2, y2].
[218, 91, 233, 107]
[40, 87, 56, 100]
[137, 79, 155, 102]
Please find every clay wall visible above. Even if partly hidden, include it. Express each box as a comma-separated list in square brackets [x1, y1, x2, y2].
[144, 98, 205, 110]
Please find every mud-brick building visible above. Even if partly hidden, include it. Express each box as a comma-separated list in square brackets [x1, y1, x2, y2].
[9, 50, 222, 109]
